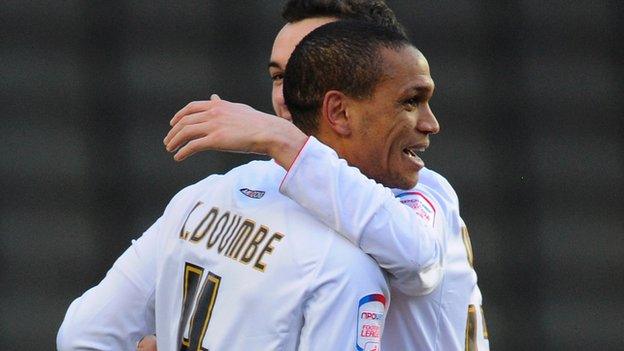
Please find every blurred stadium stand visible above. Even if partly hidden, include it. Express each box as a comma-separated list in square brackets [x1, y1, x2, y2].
[1, 1, 622, 349]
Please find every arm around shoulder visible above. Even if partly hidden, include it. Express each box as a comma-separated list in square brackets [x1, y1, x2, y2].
[280, 137, 444, 296]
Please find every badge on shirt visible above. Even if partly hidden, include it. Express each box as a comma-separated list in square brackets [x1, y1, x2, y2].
[395, 191, 436, 228]
[239, 188, 265, 199]
[356, 293, 386, 351]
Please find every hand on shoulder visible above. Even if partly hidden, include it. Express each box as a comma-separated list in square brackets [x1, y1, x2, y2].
[164, 95, 307, 169]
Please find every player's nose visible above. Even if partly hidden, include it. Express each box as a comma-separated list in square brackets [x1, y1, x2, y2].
[418, 103, 440, 135]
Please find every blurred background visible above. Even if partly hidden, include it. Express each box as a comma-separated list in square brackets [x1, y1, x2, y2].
[1, 0, 622, 349]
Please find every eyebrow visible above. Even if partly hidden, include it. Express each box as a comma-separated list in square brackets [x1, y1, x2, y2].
[408, 81, 435, 94]
[399, 83, 435, 101]
[268, 61, 282, 70]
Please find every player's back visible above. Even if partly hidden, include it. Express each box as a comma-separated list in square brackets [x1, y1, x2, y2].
[384, 167, 489, 350]
[153, 160, 389, 350]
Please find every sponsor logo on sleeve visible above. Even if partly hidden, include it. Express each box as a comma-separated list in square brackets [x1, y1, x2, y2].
[356, 293, 386, 351]
[395, 191, 436, 227]
[239, 188, 265, 199]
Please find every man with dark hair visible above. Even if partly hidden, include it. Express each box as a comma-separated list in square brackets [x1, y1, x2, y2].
[281, 0, 406, 36]
[59, 20, 417, 351]
[267, 0, 405, 123]
[163, 1, 489, 350]
[283, 20, 410, 135]
[281, 20, 437, 191]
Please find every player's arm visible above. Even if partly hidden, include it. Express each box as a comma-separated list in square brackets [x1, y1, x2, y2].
[280, 137, 443, 296]
[56, 219, 161, 350]
[298, 239, 389, 351]
[165, 98, 443, 296]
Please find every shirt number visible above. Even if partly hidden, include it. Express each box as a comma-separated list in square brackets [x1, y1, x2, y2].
[465, 304, 489, 350]
[179, 262, 222, 351]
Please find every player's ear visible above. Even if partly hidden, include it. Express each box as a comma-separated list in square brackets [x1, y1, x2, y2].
[321, 90, 351, 136]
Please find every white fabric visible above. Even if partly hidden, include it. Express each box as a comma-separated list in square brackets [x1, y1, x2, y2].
[57, 160, 389, 351]
[281, 137, 444, 296]
[280, 137, 490, 351]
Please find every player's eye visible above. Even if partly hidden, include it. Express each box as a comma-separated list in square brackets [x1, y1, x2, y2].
[270, 73, 284, 82]
[403, 96, 421, 110]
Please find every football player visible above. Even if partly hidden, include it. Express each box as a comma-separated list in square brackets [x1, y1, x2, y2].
[57, 20, 435, 351]
[162, 1, 490, 350]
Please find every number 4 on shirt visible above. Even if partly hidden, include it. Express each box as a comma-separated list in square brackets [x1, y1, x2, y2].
[179, 262, 222, 351]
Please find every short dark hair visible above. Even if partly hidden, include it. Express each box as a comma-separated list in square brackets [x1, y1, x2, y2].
[281, 0, 406, 37]
[283, 20, 411, 135]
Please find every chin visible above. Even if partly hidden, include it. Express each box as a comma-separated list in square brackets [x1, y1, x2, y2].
[383, 174, 419, 190]
[398, 172, 420, 190]
[397, 179, 418, 190]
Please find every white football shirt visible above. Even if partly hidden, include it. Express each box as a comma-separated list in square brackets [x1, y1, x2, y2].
[57, 160, 389, 351]
[280, 137, 490, 350]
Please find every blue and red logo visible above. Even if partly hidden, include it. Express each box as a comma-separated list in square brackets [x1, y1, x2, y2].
[356, 293, 386, 351]
[396, 191, 436, 227]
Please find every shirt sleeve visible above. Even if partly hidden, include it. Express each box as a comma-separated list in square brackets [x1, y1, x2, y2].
[297, 238, 389, 351]
[280, 137, 443, 296]
[56, 218, 161, 351]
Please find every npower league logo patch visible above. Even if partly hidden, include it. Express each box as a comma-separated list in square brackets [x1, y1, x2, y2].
[356, 293, 386, 351]
[396, 191, 436, 228]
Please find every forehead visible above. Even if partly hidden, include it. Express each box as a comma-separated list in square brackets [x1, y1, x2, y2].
[270, 17, 337, 69]
[376, 46, 434, 94]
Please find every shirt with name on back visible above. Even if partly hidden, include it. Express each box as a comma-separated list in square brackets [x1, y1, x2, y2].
[57, 159, 389, 351]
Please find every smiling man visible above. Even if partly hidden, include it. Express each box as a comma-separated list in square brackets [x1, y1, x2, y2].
[282, 31, 437, 190]
[57, 20, 443, 351]
[162, 1, 489, 350]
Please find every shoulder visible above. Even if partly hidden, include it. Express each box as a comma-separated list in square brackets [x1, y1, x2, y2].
[194, 160, 281, 189]
[171, 160, 281, 202]
[417, 167, 459, 207]
[149, 161, 280, 229]
[221, 159, 282, 180]
[391, 167, 460, 226]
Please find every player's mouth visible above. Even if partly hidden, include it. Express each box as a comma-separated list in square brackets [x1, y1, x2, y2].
[402, 144, 427, 169]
